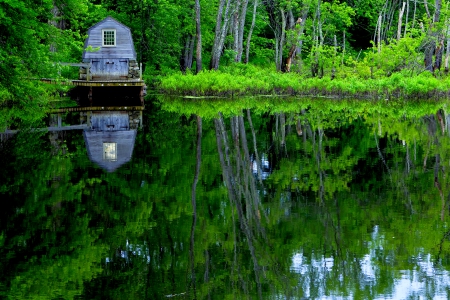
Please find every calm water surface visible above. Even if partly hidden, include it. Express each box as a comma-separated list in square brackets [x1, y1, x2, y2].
[1, 97, 450, 299]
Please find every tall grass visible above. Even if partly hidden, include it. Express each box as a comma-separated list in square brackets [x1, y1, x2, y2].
[157, 65, 450, 100]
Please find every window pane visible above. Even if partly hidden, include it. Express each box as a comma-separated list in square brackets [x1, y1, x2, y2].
[103, 142, 117, 161]
[103, 30, 115, 46]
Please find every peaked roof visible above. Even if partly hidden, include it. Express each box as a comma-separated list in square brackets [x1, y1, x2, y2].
[82, 16, 137, 60]
[87, 16, 131, 32]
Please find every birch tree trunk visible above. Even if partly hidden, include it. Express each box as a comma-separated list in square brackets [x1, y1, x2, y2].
[331, 35, 337, 80]
[403, 0, 409, 37]
[412, 0, 417, 30]
[234, 0, 249, 62]
[294, 5, 310, 71]
[277, 8, 286, 71]
[233, 0, 241, 60]
[214, 113, 265, 299]
[195, 0, 202, 73]
[210, 0, 233, 70]
[263, 1, 287, 71]
[285, 13, 307, 73]
[377, 14, 382, 54]
[244, 0, 258, 63]
[285, 17, 299, 72]
[397, 2, 406, 40]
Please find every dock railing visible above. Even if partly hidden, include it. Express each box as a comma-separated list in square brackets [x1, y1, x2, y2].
[59, 62, 91, 81]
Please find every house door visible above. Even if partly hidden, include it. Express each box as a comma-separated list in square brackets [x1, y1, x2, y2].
[90, 59, 128, 80]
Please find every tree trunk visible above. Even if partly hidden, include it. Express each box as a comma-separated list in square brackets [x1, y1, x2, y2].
[181, 35, 194, 72]
[434, 39, 444, 71]
[424, 0, 443, 72]
[189, 115, 202, 298]
[244, 0, 258, 63]
[384, 1, 396, 40]
[331, 35, 337, 80]
[424, 0, 431, 19]
[263, 1, 287, 71]
[311, 0, 322, 77]
[434, 0, 442, 23]
[403, 0, 409, 37]
[285, 17, 303, 72]
[342, 30, 346, 66]
[397, 2, 406, 40]
[277, 8, 286, 71]
[294, 6, 309, 72]
[377, 14, 382, 53]
[433, 0, 443, 72]
[235, 0, 249, 62]
[445, 24, 450, 72]
[195, 0, 202, 73]
[412, 0, 417, 30]
[232, 0, 241, 60]
[49, 2, 65, 52]
[210, 0, 233, 70]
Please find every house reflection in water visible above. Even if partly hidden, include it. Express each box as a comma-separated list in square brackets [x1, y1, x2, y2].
[83, 110, 141, 172]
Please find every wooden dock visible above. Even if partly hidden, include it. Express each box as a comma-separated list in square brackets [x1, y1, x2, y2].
[41, 78, 145, 87]
[2, 125, 89, 134]
[2, 106, 144, 134]
[49, 106, 145, 113]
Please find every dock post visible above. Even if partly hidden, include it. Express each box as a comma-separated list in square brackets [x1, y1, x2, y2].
[87, 111, 92, 129]
[57, 114, 62, 128]
[140, 63, 142, 79]
[87, 63, 90, 81]
[88, 87, 93, 106]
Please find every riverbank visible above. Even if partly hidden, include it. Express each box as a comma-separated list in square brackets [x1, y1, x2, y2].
[158, 65, 450, 100]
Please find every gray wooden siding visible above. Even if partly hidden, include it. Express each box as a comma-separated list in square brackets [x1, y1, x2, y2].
[82, 17, 137, 60]
[90, 58, 129, 79]
[84, 129, 137, 172]
[90, 111, 130, 131]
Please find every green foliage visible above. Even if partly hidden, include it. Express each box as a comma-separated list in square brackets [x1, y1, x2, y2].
[365, 36, 424, 77]
[158, 62, 450, 99]
[84, 45, 100, 52]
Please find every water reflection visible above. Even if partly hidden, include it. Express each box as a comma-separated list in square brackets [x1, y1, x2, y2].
[83, 111, 141, 172]
[3, 98, 450, 299]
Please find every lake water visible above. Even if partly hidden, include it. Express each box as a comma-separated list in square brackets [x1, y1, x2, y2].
[1, 96, 450, 299]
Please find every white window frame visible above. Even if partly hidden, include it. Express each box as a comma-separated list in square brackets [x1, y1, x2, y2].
[102, 29, 116, 47]
[103, 142, 117, 161]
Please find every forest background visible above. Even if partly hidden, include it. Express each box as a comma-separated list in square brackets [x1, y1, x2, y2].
[1, 0, 450, 128]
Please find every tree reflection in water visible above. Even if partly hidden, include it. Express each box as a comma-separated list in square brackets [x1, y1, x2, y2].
[1, 98, 450, 299]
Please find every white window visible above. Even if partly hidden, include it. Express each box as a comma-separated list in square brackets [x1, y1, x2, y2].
[103, 142, 117, 161]
[102, 29, 116, 47]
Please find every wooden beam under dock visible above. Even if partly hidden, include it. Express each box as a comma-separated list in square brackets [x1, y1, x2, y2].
[40, 78, 145, 87]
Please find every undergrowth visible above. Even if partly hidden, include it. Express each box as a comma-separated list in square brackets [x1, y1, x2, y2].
[157, 63, 450, 100]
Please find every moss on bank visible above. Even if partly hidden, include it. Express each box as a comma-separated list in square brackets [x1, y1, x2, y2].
[157, 65, 450, 100]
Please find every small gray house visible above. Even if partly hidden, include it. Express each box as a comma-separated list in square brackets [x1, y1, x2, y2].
[83, 111, 141, 172]
[81, 16, 141, 80]
[84, 130, 137, 172]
